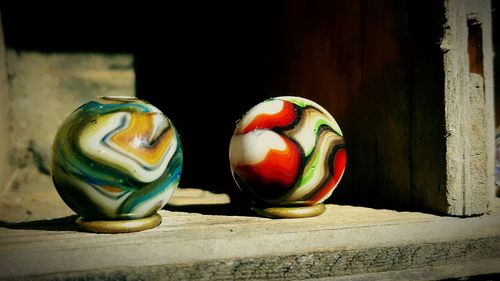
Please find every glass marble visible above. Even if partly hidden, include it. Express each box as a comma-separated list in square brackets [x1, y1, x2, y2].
[229, 96, 346, 209]
[51, 96, 182, 220]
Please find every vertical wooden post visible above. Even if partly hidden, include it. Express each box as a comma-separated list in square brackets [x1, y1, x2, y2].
[441, 0, 494, 215]
[264, 0, 494, 216]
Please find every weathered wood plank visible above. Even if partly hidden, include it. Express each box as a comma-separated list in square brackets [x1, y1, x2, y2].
[1, 204, 499, 280]
[442, 0, 495, 216]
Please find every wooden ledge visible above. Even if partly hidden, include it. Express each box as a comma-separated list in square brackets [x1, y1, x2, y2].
[1, 202, 500, 280]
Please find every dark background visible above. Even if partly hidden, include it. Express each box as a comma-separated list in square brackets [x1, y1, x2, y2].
[0, 1, 280, 201]
[1, 1, 498, 210]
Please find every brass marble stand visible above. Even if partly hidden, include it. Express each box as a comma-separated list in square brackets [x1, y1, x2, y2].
[252, 203, 326, 219]
[76, 213, 162, 233]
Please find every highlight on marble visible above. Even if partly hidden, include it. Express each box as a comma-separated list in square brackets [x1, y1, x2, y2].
[51, 96, 183, 232]
[229, 96, 346, 218]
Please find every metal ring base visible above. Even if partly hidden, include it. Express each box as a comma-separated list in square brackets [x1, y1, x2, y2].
[252, 203, 326, 219]
[76, 213, 162, 233]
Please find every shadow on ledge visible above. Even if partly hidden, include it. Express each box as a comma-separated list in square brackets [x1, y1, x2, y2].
[163, 202, 255, 217]
[0, 215, 79, 232]
[0, 202, 258, 232]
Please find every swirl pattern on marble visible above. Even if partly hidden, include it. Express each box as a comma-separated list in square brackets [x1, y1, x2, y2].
[229, 96, 346, 206]
[51, 96, 182, 219]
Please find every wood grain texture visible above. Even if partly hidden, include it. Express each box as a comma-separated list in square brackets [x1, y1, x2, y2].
[1, 204, 499, 280]
[258, 0, 449, 214]
[442, 0, 495, 215]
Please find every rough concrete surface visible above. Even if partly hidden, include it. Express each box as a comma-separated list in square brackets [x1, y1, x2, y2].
[0, 51, 135, 222]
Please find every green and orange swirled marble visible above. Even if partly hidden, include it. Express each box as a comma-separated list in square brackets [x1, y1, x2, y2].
[51, 96, 182, 220]
[229, 96, 346, 207]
